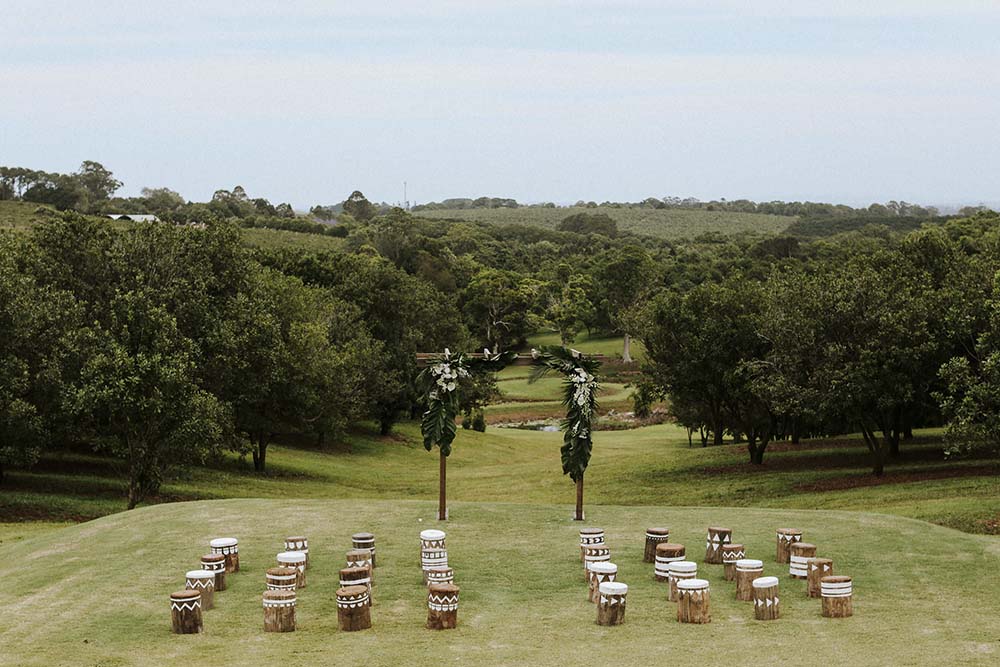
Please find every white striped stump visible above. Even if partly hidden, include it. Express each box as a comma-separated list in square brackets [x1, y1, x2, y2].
[579, 527, 605, 562]
[583, 545, 611, 581]
[340, 566, 372, 605]
[776, 528, 803, 564]
[807, 558, 834, 598]
[596, 581, 627, 626]
[184, 570, 215, 610]
[277, 551, 307, 589]
[336, 585, 372, 631]
[421, 547, 448, 584]
[735, 559, 764, 601]
[643, 527, 670, 563]
[752, 576, 780, 621]
[284, 536, 308, 568]
[588, 561, 617, 603]
[722, 543, 746, 581]
[265, 567, 298, 592]
[262, 589, 296, 632]
[420, 529, 446, 565]
[427, 583, 460, 630]
[210, 537, 239, 573]
[426, 566, 454, 588]
[676, 578, 710, 624]
[347, 548, 374, 582]
[705, 527, 732, 564]
[789, 543, 817, 580]
[200, 553, 227, 592]
[352, 532, 376, 567]
[668, 561, 697, 602]
[654, 543, 686, 582]
[170, 590, 202, 634]
[821, 576, 853, 618]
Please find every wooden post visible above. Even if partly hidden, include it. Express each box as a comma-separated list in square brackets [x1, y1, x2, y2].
[643, 527, 670, 563]
[667, 561, 697, 602]
[821, 576, 853, 618]
[654, 543, 686, 582]
[588, 562, 617, 603]
[170, 590, 202, 634]
[210, 537, 239, 573]
[184, 570, 215, 610]
[806, 558, 834, 598]
[582, 545, 611, 582]
[340, 566, 372, 605]
[421, 547, 448, 584]
[575, 476, 584, 522]
[284, 536, 308, 568]
[776, 528, 802, 564]
[735, 559, 764, 601]
[265, 567, 298, 592]
[596, 582, 627, 626]
[277, 551, 307, 588]
[336, 585, 372, 631]
[426, 566, 454, 588]
[352, 532, 376, 567]
[438, 450, 448, 521]
[579, 527, 605, 561]
[427, 583, 460, 630]
[704, 527, 732, 564]
[752, 576, 780, 621]
[676, 579, 710, 624]
[722, 544, 746, 581]
[200, 554, 227, 592]
[789, 543, 817, 579]
[262, 589, 296, 632]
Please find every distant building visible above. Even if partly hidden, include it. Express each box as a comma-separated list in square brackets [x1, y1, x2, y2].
[106, 213, 159, 222]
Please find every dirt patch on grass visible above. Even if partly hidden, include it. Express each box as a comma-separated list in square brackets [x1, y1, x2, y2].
[793, 464, 1000, 493]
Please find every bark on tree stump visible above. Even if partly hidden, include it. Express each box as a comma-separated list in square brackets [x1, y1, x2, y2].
[752, 576, 780, 621]
[200, 554, 227, 592]
[426, 566, 454, 588]
[667, 561, 697, 602]
[789, 543, 817, 579]
[588, 561, 617, 603]
[210, 537, 239, 573]
[352, 532, 376, 567]
[336, 585, 372, 631]
[170, 590, 203, 634]
[806, 558, 834, 598]
[284, 536, 308, 569]
[821, 576, 853, 618]
[426, 583, 460, 630]
[654, 543, 686, 582]
[420, 547, 447, 584]
[582, 545, 611, 582]
[265, 567, 298, 592]
[184, 570, 215, 610]
[704, 527, 732, 564]
[339, 566, 372, 605]
[262, 589, 296, 633]
[596, 581, 628, 626]
[643, 527, 670, 563]
[676, 578, 710, 624]
[420, 529, 446, 565]
[776, 528, 802, 564]
[579, 527, 605, 562]
[735, 559, 764, 601]
[722, 544, 746, 581]
[277, 551, 307, 589]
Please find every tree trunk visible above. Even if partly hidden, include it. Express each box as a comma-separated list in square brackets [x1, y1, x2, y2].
[861, 425, 885, 476]
[438, 450, 447, 521]
[790, 419, 801, 445]
[575, 476, 584, 521]
[887, 406, 902, 458]
[0, 460, 5, 485]
[252, 435, 268, 472]
[379, 417, 392, 436]
[686, 428, 693, 447]
[622, 333, 633, 363]
[126, 481, 139, 510]
[713, 425, 724, 446]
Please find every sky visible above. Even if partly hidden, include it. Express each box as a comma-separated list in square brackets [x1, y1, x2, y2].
[2, 1, 999, 209]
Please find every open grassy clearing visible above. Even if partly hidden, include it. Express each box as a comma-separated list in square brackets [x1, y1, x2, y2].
[0, 200, 53, 230]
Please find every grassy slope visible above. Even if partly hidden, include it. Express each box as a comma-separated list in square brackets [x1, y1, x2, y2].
[0, 200, 52, 230]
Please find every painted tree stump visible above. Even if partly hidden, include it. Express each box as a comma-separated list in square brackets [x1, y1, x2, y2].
[752, 576, 780, 621]
[347, 548, 375, 580]
[643, 527, 670, 563]
[776, 528, 802, 564]
[596, 581, 627, 626]
[170, 590, 202, 634]
[583, 545, 611, 581]
[284, 536, 309, 568]
[426, 566, 454, 588]
[265, 567, 298, 592]
[210, 537, 239, 573]
[185, 570, 215, 610]
[722, 543, 746, 581]
[588, 561, 617, 603]
[420, 529, 446, 565]
[420, 547, 447, 584]
[579, 527, 605, 561]
[352, 532, 376, 567]
[735, 559, 764, 601]
[427, 583, 460, 630]
[336, 585, 371, 631]
[704, 527, 732, 564]
[340, 566, 372, 605]
[676, 578, 710, 624]
[200, 553, 227, 592]
[262, 589, 296, 632]
[667, 561, 697, 602]
[277, 551, 307, 589]
[821, 576, 853, 618]
[654, 543, 686, 581]
[789, 543, 817, 579]
[806, 558, 834, 598]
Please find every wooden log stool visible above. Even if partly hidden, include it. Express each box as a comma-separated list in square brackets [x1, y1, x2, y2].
[420, 529, 446, 564]
[588, 561, 617, 603]
[579, 527, 605, 561]
[277, 551, 307, 589]
[210, 537, 239, 573]
[265, 567, 298, 592]
[806, 558, 834, 598]
[643, 527, 670, 563]
[654, 543, 686, 582]
[789, 542, 817, 580]
[426, 566, 454, 588]
[704, 527, 732, 564]
[420, 547, 447, 584]
[722, 544, 746, 581]
[752, 576, 780, 621]
[776, 528, 803, 564]
[676, 578, 710, 624]
[667, 561, 697, 602]
[262, 589, 296, 632]
[821, 576, 853, 618]
[352, 532, 376, 567]
[426, 582, 460, 630]
[200, 553, 227, 592]
[596, 581, 627, 626]
[170, 590, 203, 634]
[735, 559, 764, 601]
[284, 536, 308, 568]
[340, 566, 372, 605]
[336, 585, 371, 631]
[184, 570, 215, 610]
[583, 545, 611, 582]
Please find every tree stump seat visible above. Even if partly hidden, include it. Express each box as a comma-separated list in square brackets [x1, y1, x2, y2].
[170, 590, 203, 634]
[262, 589, 296, 632]
[721, 543, 746, 581]
[426, 566, 454, 588]
[735, 559, 764, 601]
[339, 566, 372, 604]
[184, 570, 215, 610]
[752, 576, 780, 621]
[705, 527, 732, 564]
[352, 532, 376, 567]
[277, 551, 307, 588]
[427, 583, 460, 630]
[596, 581, 627, 626]
[588, 561, 617, 603]
[336, 585, 372, 631]
[643, 527, 670, 563]
[284, 536, 309, 568]
[806, 558, 834, 598]
[420, 547, 447, 583]
[579, 527, 605, 561]
[654, 543, 686, 581]
[200, 554, 227, 592]
[582, 545, 611, 581]
[676, 578, 710, 624]
[821, 576, 853, 618]
[210, 537, 239, 573]
[789, 543, 817, 579]
[776, 528, 803, 564]
[667, 561, 697, 602]
[265, 567, 298, 592]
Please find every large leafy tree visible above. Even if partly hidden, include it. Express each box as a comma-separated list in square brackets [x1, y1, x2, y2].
[592, 245, 656, 361]
[462, 268, 539, 351]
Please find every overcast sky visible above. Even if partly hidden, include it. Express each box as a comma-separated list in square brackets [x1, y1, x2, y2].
[2, 1, 999, 208]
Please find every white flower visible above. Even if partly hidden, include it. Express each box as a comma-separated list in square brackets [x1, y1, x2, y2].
[446, 382, 456, 392]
